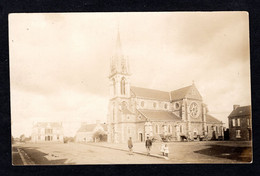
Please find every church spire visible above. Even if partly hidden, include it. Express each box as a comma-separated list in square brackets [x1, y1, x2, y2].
[110, 28, 130, 77]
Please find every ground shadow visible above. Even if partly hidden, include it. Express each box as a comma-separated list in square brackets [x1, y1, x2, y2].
[193, 145, 252, 162]
[20, 147, 76, 165]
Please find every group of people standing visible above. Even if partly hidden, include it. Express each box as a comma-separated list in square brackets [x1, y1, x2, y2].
[127, 137, 169, 158]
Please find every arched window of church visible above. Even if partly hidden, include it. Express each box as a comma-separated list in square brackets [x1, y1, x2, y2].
[164, 103, 168, 109]
[156, 124, 159, 134]
[112, 103, 115, 122]
[168, 125, 172, 133]
[113, 78, 116, 95]
[121, 101, 127, 110]
[153, 102, 157, 108]
[121, 77, 126, 95]
[141, 101, 145, 107]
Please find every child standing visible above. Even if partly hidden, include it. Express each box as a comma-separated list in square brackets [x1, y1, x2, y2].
[164, 144, 169, 158]
[160, 143, 165, 156]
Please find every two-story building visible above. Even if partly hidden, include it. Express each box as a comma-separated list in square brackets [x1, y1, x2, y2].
[228, 105, 252, 141]
[31, 122, 64, 143]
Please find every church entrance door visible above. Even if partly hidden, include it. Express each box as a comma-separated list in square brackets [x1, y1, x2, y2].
[139, 133, 143, 142]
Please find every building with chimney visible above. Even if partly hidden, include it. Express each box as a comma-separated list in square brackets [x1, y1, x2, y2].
[228, 105, 252, 141]
[31, 122, 64, 143]
[107, 30, 224, 143]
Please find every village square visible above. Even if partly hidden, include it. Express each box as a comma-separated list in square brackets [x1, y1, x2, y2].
[10, 13, 251, 165]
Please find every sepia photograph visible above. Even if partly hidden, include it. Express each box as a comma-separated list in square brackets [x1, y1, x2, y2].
[9, 12, 252, 165]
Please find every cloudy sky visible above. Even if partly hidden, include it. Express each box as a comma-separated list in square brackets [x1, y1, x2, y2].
[9, 12, 250, 138]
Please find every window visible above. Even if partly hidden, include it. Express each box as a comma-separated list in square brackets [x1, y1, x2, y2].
[127, 116, 130, 120]
[236, 130, 241, 138]
[232, 119, 236, 127]
[164, 103, 168, 109]
[180, 125, 183, 133]
[237, 118, 240, 126]
[112, 103, 115, 122]
[153, 102, 157, 108]
[45, 128, 53, 134]
[168, 125, 172, 133]
[156, 124, 159, 134]
[57, 135, 59, 140]
[141, 101, 145, 107]
[247, 119, 250, 126]
[174, 102, 180, 109]
[207, 126, 208, 132]
[121, 78, 126, 95]
[121, 101, 127, 110]
[113, 78, 116, 95]
[138, 115, 142, 119]
[216, 126, 218, 133]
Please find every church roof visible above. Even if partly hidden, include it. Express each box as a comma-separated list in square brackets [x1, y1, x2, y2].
[131, 86, 170, 101]
[206, 114, 223, 124]
[170, 86, 192, 101]
[170, 85, 202, 101]
[131, 84, 202, 101]
[122, 108, 135, 115]
[228, 105, 251, 118]
[139, 109, 182, 122]
[77, 123, 107, 133]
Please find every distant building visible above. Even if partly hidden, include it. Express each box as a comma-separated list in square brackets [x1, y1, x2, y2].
[228, 105, 252, 141]
[75, 121, 107, 142]
[31, 122, 64, 143]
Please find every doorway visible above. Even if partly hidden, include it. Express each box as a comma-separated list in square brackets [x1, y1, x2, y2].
[139, 133, 143, 142]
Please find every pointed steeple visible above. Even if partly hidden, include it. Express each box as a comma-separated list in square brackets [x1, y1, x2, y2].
[109, 28, 130, 77]
[116, 28, 122, 51]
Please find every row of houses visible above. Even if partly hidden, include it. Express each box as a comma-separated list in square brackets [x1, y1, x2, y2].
[30, 104, 251, 143]
[31, 121, 107, 143]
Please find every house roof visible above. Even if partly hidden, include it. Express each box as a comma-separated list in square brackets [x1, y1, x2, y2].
[206, 114, 223, 124]
[228, 105, 251, 118]
[77, 123, 107, 132]
[139, 109, 182, 122]
[131, 86, 170, 101]
[35, 122, 63, 128]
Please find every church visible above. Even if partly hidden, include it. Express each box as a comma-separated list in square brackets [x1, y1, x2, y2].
[107, 31, 224, 143]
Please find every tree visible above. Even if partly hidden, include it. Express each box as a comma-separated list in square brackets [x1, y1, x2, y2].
[20, 134, 25, 142]
[92, 130, 107, 142]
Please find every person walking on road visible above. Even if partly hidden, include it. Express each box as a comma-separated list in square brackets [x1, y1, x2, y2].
[145, 137, 152, 155]
[128, 137, 133, 155]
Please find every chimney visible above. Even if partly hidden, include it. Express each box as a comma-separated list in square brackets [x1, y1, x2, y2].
[233, 105, 240, 110]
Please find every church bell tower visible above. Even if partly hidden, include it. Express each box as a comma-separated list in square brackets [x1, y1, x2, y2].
[107, 29, 131, 143]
